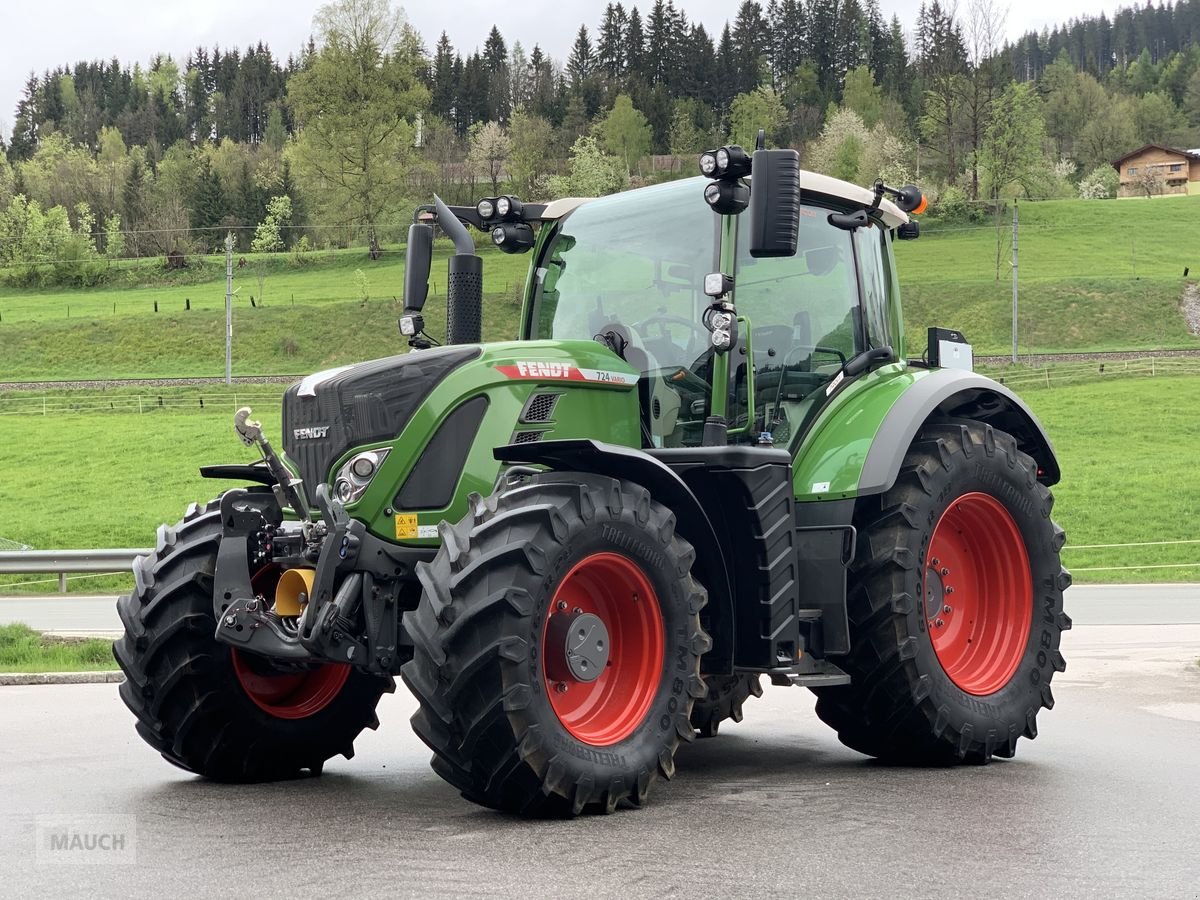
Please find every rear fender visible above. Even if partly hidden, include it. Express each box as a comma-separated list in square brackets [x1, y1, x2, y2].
[859, 369, 1060, 494]
[494, 439, 736, 675]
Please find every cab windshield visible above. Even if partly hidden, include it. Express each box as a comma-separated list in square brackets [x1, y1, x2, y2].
[528, 178, 868, 448]
[528, 180, 717, 446]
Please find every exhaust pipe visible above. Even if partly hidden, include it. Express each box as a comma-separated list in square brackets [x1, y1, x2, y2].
[434, 195, 483, 345]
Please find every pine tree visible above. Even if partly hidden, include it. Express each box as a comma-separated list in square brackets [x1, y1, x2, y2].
[567, 25, 596, 89]
[483, 26, 507, 72]
[598, 4, 629, 79]
[431, 33, 458, 120]
[626, 7, 648, 82]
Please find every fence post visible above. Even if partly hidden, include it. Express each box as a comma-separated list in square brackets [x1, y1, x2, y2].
[58, 572, 66, 592]
[1011, 201, 1019, 364]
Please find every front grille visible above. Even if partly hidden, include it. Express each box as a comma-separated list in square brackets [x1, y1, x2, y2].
[281, 346, 480, 489]
[520, 392, 561, 423]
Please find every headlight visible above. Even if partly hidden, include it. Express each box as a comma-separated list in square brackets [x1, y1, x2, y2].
[716, 147, 730, 172]
[699, 151, 718, 176]
[332, 448, 391, 505]
[477, 198, 495, 221]
[496, 196, 511, 217]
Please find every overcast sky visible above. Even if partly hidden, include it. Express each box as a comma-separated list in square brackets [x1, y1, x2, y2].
[0, 0, 1129, 142]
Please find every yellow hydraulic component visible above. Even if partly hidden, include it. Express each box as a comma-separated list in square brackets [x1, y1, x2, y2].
[274, 568, 316, 617]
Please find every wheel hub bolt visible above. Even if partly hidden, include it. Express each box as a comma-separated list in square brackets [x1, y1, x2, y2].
[555, 682, 569, 693]
[556, 600, 567, 611]
[934, 618, 944, 628]
[945, 586, 955, 595]
[931, 557, 940, 567]
[941, 567, 950, 576]
[943, 604, 952, 614]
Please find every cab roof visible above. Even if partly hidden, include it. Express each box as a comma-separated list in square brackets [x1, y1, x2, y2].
[539, 172, 910, 230]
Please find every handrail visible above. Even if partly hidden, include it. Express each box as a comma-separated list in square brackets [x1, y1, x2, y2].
[0, 549, 150, 592]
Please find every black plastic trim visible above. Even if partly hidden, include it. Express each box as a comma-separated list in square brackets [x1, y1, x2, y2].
[396, 395, 489, 510]
[860, 368, 1061, 492]
[199, 463, 277, 485]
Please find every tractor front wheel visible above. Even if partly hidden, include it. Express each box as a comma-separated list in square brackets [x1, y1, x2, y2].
[691, 674, 763, 738]
[113, 498, 392, 781]
[813, 421, 1071, 764]
[402, 473, 710, 816]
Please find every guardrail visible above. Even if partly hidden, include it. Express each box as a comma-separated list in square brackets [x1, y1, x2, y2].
[0, 549, 149, 592]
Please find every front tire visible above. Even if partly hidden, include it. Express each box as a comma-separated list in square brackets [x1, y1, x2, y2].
[813, 421, 1071, 764]
[402, 473, 710, 816]
[113, 498, 392, 781]
[691, 674, 763, 738]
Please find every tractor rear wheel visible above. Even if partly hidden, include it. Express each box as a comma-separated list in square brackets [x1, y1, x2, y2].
[113, 497, 392, 781]
[691, 674, 763, 738]
[813, 421, 1071, 764]
[402, 473, 710, 816]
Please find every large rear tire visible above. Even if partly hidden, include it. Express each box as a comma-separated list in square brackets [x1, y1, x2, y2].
[113, 498, 392, 781]
[402, 473, 710, 816]
[813, 421, 1071, 764]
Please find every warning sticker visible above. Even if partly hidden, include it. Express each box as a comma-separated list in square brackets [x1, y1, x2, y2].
[394, 514, 418, 540]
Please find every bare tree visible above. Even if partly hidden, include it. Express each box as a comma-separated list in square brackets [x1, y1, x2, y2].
[1136, 167, 1165, 198]
[314, 0, 405, 50]
[963, 0, 1009, 200]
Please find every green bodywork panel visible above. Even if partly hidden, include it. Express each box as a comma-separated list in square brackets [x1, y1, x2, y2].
[790, 361, 929, 502]
[336, 340, 640, 545]
[314, 178, 937, 551]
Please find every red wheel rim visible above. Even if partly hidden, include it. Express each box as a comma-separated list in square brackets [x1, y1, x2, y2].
[230, 566, 351, 720]
[924, 492, 1033, 696]
[542, 553, 664, 746]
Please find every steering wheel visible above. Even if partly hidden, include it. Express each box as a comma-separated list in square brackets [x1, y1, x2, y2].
[634, 313, 710, 346]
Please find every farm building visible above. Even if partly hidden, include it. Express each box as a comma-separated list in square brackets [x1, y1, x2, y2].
[1112, 145, 1200, 197]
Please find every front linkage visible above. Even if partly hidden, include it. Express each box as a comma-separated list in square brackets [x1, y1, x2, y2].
[209, 408, 425, 676]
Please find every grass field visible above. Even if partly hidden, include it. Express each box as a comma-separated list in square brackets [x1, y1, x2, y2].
[898, 194, 1200, 355]
[0, 246, 530, 379]
[0, 623, 116, 673]
[1, 375, 1196, 590]
[1, 195, 1199, 379]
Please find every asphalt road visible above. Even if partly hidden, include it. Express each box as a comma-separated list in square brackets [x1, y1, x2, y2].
[3, 583, 1199, 634]
[1, 600, 1199, 898]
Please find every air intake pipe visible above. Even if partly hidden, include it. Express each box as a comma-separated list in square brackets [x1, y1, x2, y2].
[434, 194, 483, 345]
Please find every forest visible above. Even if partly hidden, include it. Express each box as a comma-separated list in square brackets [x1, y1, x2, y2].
[3, 0, 1200, 284]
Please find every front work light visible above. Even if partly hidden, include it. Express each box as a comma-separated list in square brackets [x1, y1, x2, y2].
[496, 196, 523, 219]
[703, 179, 750, 215]
[700, 145, 752, 179]
[476, 198, 496, 221]
[491, 222, 535, 254]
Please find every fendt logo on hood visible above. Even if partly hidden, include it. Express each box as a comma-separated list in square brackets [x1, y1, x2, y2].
[515, 361, 575, 379]
[293, 426, 331, 440]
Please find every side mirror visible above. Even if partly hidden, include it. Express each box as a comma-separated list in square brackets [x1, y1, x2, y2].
[403, 223, 433, 312]
[748, 149, 801, 258]
[897, 221, 920, 241]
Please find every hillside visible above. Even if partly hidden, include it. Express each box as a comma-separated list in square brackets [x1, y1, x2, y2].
[899, 194, 1200, 355]
[2, 194, 1199, 379]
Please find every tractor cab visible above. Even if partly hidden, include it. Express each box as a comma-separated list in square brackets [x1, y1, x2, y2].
[525, 170, 910, 450]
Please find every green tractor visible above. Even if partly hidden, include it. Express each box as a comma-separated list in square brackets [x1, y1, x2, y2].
[115, 143, 1070, 816]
